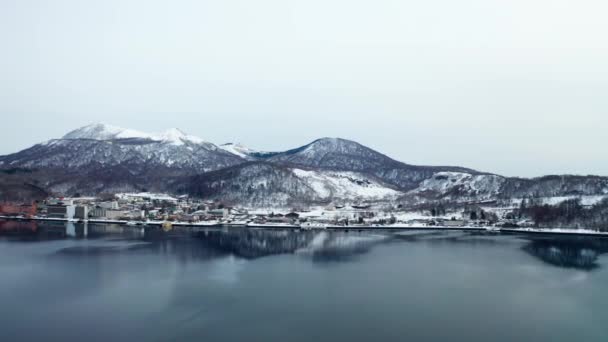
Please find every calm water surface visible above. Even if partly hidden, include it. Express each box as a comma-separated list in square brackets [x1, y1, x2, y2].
[1, 219, 608, 341]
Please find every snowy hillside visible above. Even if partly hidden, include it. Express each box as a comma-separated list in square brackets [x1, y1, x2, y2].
[410, 172, 505, 200]
[292, 169, 401, 201]
[180, 163, 402, 207]
[1, 123, 245, 172]
[2, 123, 608, 208]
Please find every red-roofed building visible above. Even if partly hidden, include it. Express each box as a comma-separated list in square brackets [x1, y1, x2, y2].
[0, 202, 37, 216]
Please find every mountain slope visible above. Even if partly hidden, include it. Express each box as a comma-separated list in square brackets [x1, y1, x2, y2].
[2, 124, 608, 208]
[499, 175, 608, 199]
[219, 143, 259, 160]
[266, 137, 479, 190]
[407, 171, 506, 201]
[0, 124, 245, 173]
[176, 162, 402, 207]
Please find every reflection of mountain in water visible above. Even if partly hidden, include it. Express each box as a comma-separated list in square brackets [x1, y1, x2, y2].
[523, 237, 608, 270]
[196, 229, 316, 259]
[197, 228, 390, 260]
[299, 232, 390, 262]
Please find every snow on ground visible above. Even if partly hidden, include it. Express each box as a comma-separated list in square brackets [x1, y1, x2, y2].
[391, 211, 460, 221]
[293, 169, 401, 200]
[412, 171, 504, 197]
[246, 206, 463, 224]
[509, 195, 607, 206]
[116, 192, 178, 202]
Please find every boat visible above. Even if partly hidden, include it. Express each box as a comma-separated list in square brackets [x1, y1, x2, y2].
[126, 221, 138, 226]
[161, 221, 173, 232]
[485, 226, 501, 233]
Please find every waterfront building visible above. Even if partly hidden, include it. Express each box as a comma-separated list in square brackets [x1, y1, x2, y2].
[99, 201, 119, 210]
[0, 202, 37, 216]
[47, 204, 76, 219]
[443, 220, 466, 227]
[74, 206, 89, 220]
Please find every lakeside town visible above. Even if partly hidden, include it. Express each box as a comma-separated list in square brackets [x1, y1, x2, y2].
[0, 192, 513, 226]
[3, 192, 607, 236]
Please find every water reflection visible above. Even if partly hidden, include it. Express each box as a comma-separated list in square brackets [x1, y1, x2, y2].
[4, 219, 608, 271]
[394, 229, 608, 271]
[522, 237, 608, 270]
[196, 228, 391, 261]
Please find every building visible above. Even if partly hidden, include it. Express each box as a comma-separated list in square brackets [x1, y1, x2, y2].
[74, 206, 89, 220]
[0, 202, 37, 216]
[99, 201, 119, 210]
[47, 204, 75, 219]
[89, 207, 107, 218]
[126, 210, 145, 220]
[47, 198, 74, 206]
[105, 209, 127, 220]
[207, 209, 229, 219]
[285, 212, 300, 219]
[443, 220, 466, 227]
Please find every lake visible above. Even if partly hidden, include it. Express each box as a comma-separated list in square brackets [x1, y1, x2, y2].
[1, 219, 608, 341]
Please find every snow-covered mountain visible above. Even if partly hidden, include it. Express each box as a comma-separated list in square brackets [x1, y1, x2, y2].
[177, 162, 402, 207]
[1, 123, 244, 172]
[265, 137, 479, 190]
[63, 123, 206, 146]
[266, 137, 402, 170]
[2, 123, 608, 207]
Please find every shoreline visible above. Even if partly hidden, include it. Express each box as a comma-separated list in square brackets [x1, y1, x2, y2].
[1, 215, 608, 237]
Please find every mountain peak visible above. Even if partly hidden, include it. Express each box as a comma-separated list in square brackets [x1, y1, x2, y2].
[62, 123, 205, 146]
[297, 137, 370, 156]
[267, 137, 400, 172]
[62, 123, 149, 140]
[309, 137, 357, 148]
[157, 128, 204, 145]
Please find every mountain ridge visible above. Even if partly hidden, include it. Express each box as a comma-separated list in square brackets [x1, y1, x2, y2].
[1, 123, 607, 207]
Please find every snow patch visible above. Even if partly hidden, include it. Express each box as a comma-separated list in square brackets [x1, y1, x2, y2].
[412, 171, 504, 199]
[219, 143, 258, 159]
[293, 169, 401, 200]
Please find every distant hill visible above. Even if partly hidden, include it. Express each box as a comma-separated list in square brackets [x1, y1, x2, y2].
[1, 123, 607, 208]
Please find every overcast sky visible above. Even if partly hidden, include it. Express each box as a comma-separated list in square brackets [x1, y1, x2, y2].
[1, 0, 607, 177]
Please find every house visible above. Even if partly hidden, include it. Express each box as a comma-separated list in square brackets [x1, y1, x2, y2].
[285, 212, 300, 219]
[207, 209, 229, 219]
[266, 216, 292, 224]
[99, 201, 119, 210]
[0, 202, 37, 216]
[178, 213, 200, 222]
[105, 209, 127, 220]
[443, 220, 466, 227]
